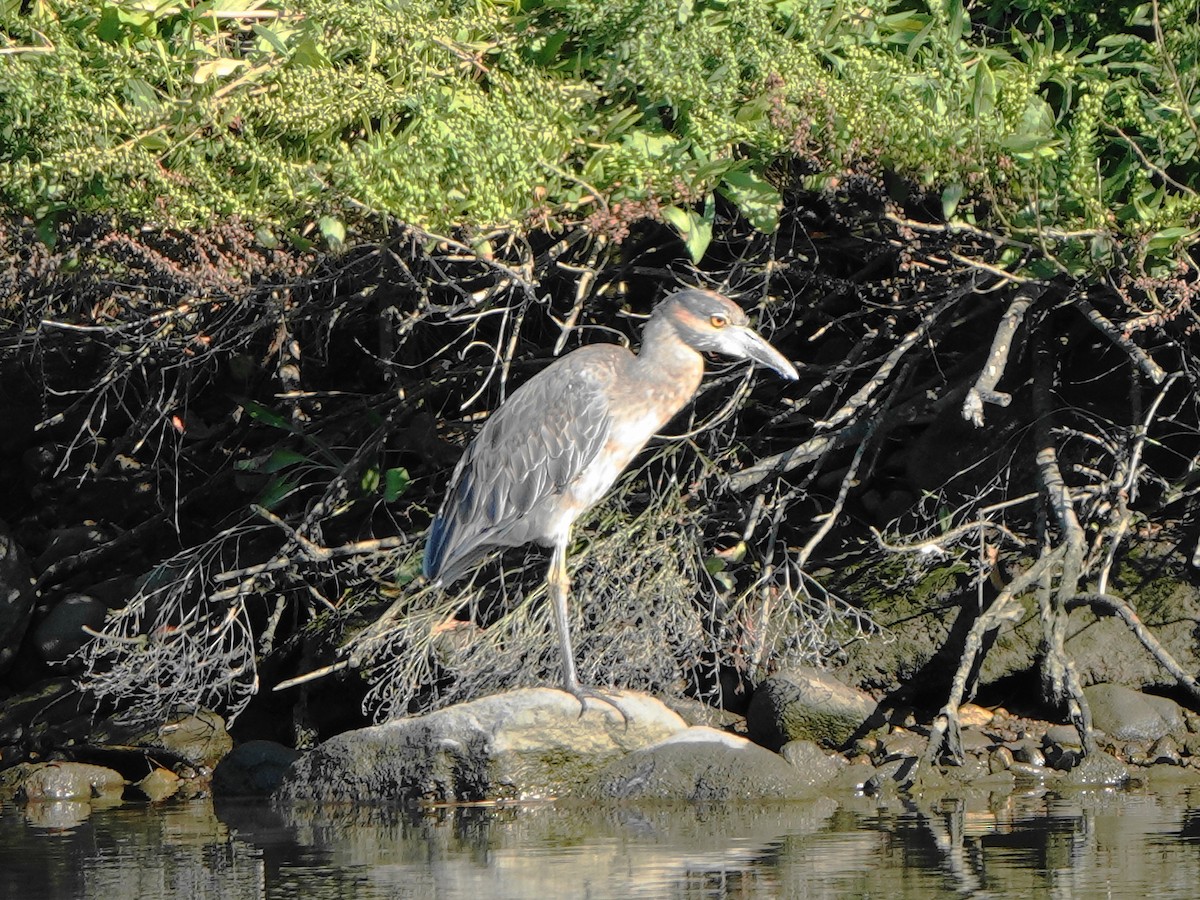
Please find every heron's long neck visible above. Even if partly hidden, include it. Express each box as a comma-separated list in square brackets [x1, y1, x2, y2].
[630, 316, 706, 418]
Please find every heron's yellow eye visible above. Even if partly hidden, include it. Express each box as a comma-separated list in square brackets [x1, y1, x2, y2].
[710, 314, 729, 329]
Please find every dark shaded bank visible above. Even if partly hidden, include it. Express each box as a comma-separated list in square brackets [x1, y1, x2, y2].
[1, 183, 1199, 803]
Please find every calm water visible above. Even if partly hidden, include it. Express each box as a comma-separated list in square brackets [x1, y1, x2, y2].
[4, 782, 1200, 899]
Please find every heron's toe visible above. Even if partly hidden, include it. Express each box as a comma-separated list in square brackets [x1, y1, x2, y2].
[561, 680, 629, 726]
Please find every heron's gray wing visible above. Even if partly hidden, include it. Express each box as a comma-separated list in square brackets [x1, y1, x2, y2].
[423, 350, 616, 583]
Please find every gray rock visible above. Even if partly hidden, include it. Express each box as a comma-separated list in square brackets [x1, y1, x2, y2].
[1043, 724, 1083, 749]
[863, 757, 919, 795]
[959, 729, 993, 755]
[779, 739, 845, 789]
[33, 593, 107, 665]
[988, 746, 1014, 773]
[1058, 750, 1129, 787]
[578, 726, 823, 802]
[213, 740, 301, 796]
[1009, 761, 1052, 780]
[829, 549, 1200, 698]
[275, 688, 687, 805]
[1012, 742, 1046, 767]
[1084, 683, 1185, 742]
[1148, 735, 1182, 766]
[90, 709, 233, 769]
[746, 667, 877, 750]
[19, 762, 125, 802]
[34, 524, 113, 574]
[0, 518, 35, 675]
[877, 729, 925, 761]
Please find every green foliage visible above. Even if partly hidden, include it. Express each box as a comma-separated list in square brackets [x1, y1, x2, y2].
[0, 0, 1197, 273]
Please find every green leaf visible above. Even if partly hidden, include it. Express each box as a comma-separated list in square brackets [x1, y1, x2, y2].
[257, 475, 299, 511]
[262, 448, 310, 473]
[318, 216, 346, 247]
[193, 58, 245, 84]
[1146, 226, 1197, 252]
[241, 400, 292, 431]
[662, 199, 714, 262]
[1090, 233, 1113, 264]
[361, 466, 380, 494]
[941, 182, 964, 220]
[972, 58, 996, 118]
[383, 467, 411, 502]
[252, 23, 291, 55]
[719, 170, 781, 234]
[235, 448, 310, 473]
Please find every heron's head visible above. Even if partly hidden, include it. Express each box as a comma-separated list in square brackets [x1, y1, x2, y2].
[658, 289, 799, 380]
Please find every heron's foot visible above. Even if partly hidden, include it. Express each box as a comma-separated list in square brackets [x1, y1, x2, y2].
[561, 680, 629, 726]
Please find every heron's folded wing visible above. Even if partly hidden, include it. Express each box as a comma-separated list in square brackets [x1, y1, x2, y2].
[423, 353, 616, 582]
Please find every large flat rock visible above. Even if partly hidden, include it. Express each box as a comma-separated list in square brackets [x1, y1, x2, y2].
[575, 726, 836, 802]
[275, 688, 687, 804]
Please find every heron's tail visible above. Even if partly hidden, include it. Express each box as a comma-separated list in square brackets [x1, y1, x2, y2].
[422, 514, 449, 581]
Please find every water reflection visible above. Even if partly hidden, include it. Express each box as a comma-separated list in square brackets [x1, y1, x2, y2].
[4, 783, 1200, 898]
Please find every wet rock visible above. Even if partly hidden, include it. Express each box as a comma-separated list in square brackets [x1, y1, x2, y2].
[578, 727, 824, 802]
[135, 767, 181, 802]
[276, 688, 687, 805]
[18, 762, 125, 802]
[877, 728, 924, 762]
[0, 678, 95, 752]
[90, 709, 233, 770]
[1148, 735, 1182, 766]
[1043, 724, 1082, 747]
[988, 746, 1014, 773]
[958, 704, 993, 727]
[1124, 741, 1150, 766]
[959, 729, 993, 755]
[0, 518, 36, 675]
[1179, 732, 1200, 758]
[213, 740, 301, 797]
[746, 667, 877, 751]
[1084, 684, 1185, 742]
[1011, 742, 1045, 767]
[779, 739, 845, 790]
[850, 736, 879, 758]
[863, 757, 919, 795]
[1009, 761, 1051, 780]
[1041, 725, 1084, 770]
[840, 761, 877, 792]
[1058, 751, 1128, 787]
[32, 593, 108, 665]
[933, 757, 994, 786]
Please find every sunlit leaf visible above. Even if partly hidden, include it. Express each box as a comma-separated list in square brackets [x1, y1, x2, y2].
[383, 467, 411, 503]
[719, 170, 781, 234]
[662, 200, 713, 262]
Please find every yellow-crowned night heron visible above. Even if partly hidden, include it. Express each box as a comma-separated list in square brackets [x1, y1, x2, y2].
[423, 288, 798, 704]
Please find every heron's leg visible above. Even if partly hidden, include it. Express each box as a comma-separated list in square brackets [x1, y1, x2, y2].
[547, 539, 627, 724]
[547, 540, 580, 690]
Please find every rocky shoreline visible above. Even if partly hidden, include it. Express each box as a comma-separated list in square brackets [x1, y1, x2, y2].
[5, 666, 1200, 827]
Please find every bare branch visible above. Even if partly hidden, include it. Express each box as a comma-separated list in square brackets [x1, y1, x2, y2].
[1076, 292, 1166, 384]
[1070, 592, 1200, 704]
[962, 290, 1038, 426]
